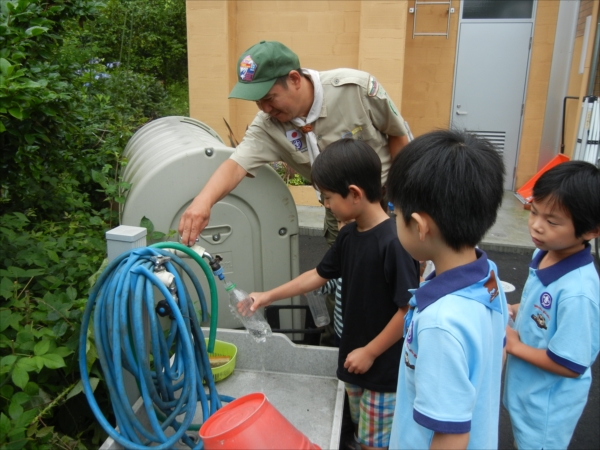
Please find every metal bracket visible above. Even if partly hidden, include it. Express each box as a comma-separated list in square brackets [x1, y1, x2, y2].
[412, 0, 453, 39]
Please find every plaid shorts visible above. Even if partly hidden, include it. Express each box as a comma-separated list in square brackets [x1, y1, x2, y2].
[345, 383, 396, 448]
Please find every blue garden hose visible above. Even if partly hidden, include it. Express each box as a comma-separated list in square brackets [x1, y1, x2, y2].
[150, 242, 218, 354]
[79, 246, 229, 449]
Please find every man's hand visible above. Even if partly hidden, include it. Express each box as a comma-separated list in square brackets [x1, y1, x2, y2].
[177, 160, 248, 246]
[344, 347, 376, 374]
[178, 196, 212, 246]
[508, 303, 520, 320]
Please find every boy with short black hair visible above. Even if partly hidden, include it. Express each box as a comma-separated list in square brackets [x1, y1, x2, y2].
[503, 160, 600, 449]
[386, 129, 508, 449]
[248, 138, 419, 450]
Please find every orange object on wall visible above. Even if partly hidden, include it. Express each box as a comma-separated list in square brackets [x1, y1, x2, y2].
[515, 154, 570, 204]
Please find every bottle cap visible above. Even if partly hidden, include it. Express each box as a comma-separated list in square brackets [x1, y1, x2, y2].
[225, 283, 236, 292]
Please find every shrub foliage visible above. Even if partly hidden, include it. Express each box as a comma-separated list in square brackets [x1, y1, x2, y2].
[0, 0, 188, 448]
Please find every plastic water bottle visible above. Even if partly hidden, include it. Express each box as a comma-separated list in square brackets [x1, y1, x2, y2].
[224, 281, 272, 343]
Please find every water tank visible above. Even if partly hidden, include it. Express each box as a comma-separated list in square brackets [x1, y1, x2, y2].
[121, 116, 300, 329]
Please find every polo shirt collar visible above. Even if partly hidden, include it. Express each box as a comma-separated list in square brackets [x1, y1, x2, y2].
[414, 249, 498, 312]
[530, 244, 593, 286]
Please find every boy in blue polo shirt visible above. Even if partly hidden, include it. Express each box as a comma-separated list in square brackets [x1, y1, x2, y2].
[386, 130, 508, 449]
[503, 160, 600, 449]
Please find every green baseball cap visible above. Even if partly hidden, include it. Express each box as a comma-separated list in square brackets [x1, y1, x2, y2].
[228, 41, 300, 101]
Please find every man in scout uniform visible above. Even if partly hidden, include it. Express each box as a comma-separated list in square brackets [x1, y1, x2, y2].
[178, 40, 409, 344]
[179, 40, 408, 245]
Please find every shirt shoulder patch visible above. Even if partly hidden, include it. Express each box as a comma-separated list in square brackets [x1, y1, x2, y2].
[368, 76, 379, 97]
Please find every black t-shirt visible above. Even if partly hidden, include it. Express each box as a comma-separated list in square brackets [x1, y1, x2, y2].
[317, 218, 420, 392]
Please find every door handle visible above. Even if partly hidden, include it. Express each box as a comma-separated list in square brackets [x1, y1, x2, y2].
[456, 111, 468, 115]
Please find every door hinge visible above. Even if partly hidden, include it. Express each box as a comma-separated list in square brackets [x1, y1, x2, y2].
[529, 37, 532, 50]
[521, 104, 524, 116]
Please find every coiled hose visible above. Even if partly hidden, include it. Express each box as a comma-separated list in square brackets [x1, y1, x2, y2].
[79, 246, 231, 449]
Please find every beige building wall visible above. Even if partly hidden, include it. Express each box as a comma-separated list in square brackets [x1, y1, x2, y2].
[401, 3, 460, 137]
[187, 0, 407, 143]
[186, 1, 234, 139]
[516, 0, 598, 186]
[514, 0, 560, 188]
[187, 1, 596, 192]
[232, 1, 363, 142]
[358, 1, 408, 105]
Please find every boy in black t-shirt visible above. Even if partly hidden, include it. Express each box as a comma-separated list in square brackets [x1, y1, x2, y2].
[247, 138, 419, 450]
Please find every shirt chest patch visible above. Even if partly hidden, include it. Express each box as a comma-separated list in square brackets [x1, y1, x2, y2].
[286, 129, 307, 152]
[340, 126, 363, 140]
[531, 304, 551, 329]
[540, 292, 552, 309]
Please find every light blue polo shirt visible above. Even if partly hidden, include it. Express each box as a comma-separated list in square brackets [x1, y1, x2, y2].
[503, 244, 600, 450]
[389, 250, 508, 449]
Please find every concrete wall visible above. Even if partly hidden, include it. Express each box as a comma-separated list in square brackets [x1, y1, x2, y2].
[186, 0, 597, 192]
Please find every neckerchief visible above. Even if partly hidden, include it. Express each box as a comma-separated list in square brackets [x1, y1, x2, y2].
[291, 69, 323, 166]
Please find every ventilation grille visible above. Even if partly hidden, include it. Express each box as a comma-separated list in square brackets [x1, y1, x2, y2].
[466, 131, 506, 156]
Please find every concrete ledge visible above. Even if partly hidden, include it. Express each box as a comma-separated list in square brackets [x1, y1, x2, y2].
[288, 185, 321, 207]
[300, 227, 325, 237]
[478, 242, 535, 256]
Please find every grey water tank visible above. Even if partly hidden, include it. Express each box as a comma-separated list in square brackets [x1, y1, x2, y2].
[121, 116, 300, 330]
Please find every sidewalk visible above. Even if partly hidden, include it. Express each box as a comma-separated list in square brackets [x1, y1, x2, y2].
[297, 191, 535, 255]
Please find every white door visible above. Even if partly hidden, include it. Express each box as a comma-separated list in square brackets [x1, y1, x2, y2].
[451, 4, 535, 190]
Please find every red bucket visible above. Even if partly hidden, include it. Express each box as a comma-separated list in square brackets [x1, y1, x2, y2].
[199, 392, 321, 450]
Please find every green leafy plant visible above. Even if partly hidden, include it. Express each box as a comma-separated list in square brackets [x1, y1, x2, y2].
[140, 216, 177, 243]
[0, 211, 111, 449]
[271, 161, 311, 186]
[0, 1, 190, 447]
[89, 0, 188, 86]
[287, 173, 311, 186]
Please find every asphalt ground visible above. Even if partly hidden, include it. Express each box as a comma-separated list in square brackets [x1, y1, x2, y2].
[298, 234, 600, 450]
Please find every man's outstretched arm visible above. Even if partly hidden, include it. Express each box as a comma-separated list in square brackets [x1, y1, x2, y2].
[178, 159, 248, 246]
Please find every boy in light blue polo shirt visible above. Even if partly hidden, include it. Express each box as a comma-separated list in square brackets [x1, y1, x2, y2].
[503, 161, 600, 449]
[386, 130, 508, 449]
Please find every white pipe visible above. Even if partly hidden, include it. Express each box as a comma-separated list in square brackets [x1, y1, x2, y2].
[574, 98, 587, 160]
[584, 99, 599, 164]
[574, 97, 595, 161]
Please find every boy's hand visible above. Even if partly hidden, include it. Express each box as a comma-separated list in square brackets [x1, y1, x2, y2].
[505, 325, 521, 354]
[344, 347, 376, 374]
[508, 303, 520, 320]
[247, 292, 272, 312]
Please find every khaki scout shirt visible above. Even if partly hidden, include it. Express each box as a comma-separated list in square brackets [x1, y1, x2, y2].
[230, 68, 407, 184]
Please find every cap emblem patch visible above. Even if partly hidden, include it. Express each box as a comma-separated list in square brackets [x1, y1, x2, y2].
[240, 55, 257, 82]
